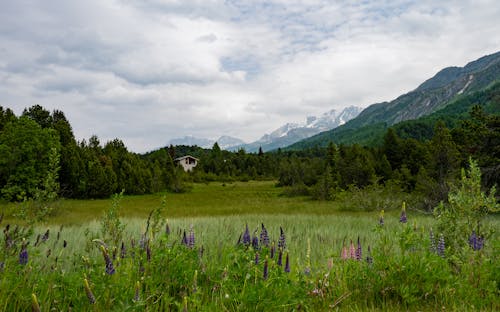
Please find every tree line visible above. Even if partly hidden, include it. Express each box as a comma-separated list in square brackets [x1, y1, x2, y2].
[1, 102, 498, 210]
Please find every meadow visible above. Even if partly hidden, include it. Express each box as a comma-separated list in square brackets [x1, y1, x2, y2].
[0, 180, 499, 311]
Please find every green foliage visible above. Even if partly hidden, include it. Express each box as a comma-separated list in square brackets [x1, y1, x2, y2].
[100, 191, 126, 247]
[434, 158, 498, 262]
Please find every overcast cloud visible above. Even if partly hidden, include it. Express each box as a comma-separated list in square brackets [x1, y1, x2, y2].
[0, 0, 499, 152]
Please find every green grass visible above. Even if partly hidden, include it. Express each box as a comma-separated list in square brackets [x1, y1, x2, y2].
[1, 181, 498, 311]
[2, 181, 353, 225]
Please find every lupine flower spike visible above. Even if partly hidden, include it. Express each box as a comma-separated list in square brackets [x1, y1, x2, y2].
[260, 223, 270, 247]
[252, 230, 259, 250]
[243, 224, 251, 246]
[355, 236, 362, 261]
[349, 240, 356, 259]
[19, 239, 28, 265]
[400, 202, 407, 223]
[278, 226, 286, 250]
[270, 241, 275, 259]
[277, 248, 283, 266]
[31, 293, 41, 312]
[188, 225, 195, 248]
[100, 245, 115, 275]
[263, 257, 269, 280]
[437, 234, 445, 258]
[284, 252, 290, 273]
[341, 240, 348, 260]
[182, 230, 188, 246]
[83, 278, 96, 304]
[429, 229, 436, 253]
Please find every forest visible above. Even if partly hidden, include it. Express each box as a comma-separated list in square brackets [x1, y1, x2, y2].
[0, 83, 498, 211]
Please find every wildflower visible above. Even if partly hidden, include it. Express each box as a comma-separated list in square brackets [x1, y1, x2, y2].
[263, 257, 269, 280]
[341, 242, 348, 260]
[400, 202, 407, 223]
[19, 240, 28, 265]
[260, 223, 270, 247]
[437, 234, 445, 258]
[270, 241, 275, 259]
[429, 229, 436, 254]
[277, 248, 283, 266]
[379, 210, 385, 226]
[278, 226, 286, 250]
[100, 246, 115, 275]
[83, 278, 96, 304]
[366, 246, 373, 265]
[134, 281, 141, 302]
[349, 240, 355, 259]
[355, 237, 362, 261]
[188, 225, 195, 248]
[285, 252, 290, 273]
[32, 293, 41, 312]
[182, 230, 188, 246]
[469, 231, 484, 251]
[243, 224, 251, 246]
[252, 230, 259, 250]
[42, 229, 49, 242]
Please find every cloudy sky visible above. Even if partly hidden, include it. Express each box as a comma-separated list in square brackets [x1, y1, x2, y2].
[1, 0, 499, 152]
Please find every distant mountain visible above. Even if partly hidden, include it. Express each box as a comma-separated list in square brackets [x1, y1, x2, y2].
[287, 51, 500, 150]
[168, 135, 245, 149]
[230, 106, 362, 152]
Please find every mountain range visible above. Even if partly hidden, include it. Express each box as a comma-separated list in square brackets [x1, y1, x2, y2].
[287, 51, 500, 150]
[168, 106, 362, 152]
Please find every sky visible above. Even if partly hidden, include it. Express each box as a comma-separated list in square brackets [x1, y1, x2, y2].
[0, 0, 499, 153]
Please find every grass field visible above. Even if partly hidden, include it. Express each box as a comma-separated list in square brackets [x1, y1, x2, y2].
[1, 181, 499, 311]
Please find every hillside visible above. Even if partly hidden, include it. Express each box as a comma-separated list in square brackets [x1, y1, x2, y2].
[287, 51, 500, 150]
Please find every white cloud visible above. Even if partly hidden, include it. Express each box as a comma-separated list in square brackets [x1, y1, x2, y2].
[0, 0, 499, 152]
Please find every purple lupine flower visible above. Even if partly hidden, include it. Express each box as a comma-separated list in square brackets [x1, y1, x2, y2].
[399, 204, 407, 223]
[468, 231, 476, 249]
[243, 224, 251, 246]
[100, 246, 115, 275]
[120, 242, 126, 258]
[277, 248, 283, 266]
[355, 237, 362, 261]
[255, 252, 259, 265]
[84, 278, 96, 304]
[278, 226, 286, 250]
[270, 241, 275, 259]
[366, 245, 373, 265]
[182, 230, 188, 246]
[188, 225, 195, 249]
[437, 234, 445, 258]
[252, 230, 259, 250]
[19, 242, 28, 265]
[42, 229, 49, 242]
[284, 252, 290, 273]
[476, 236, 484, 250]
[260, 223, 270, 247]
[263, 257, 269, 280]
[429, 229, 436, 254]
